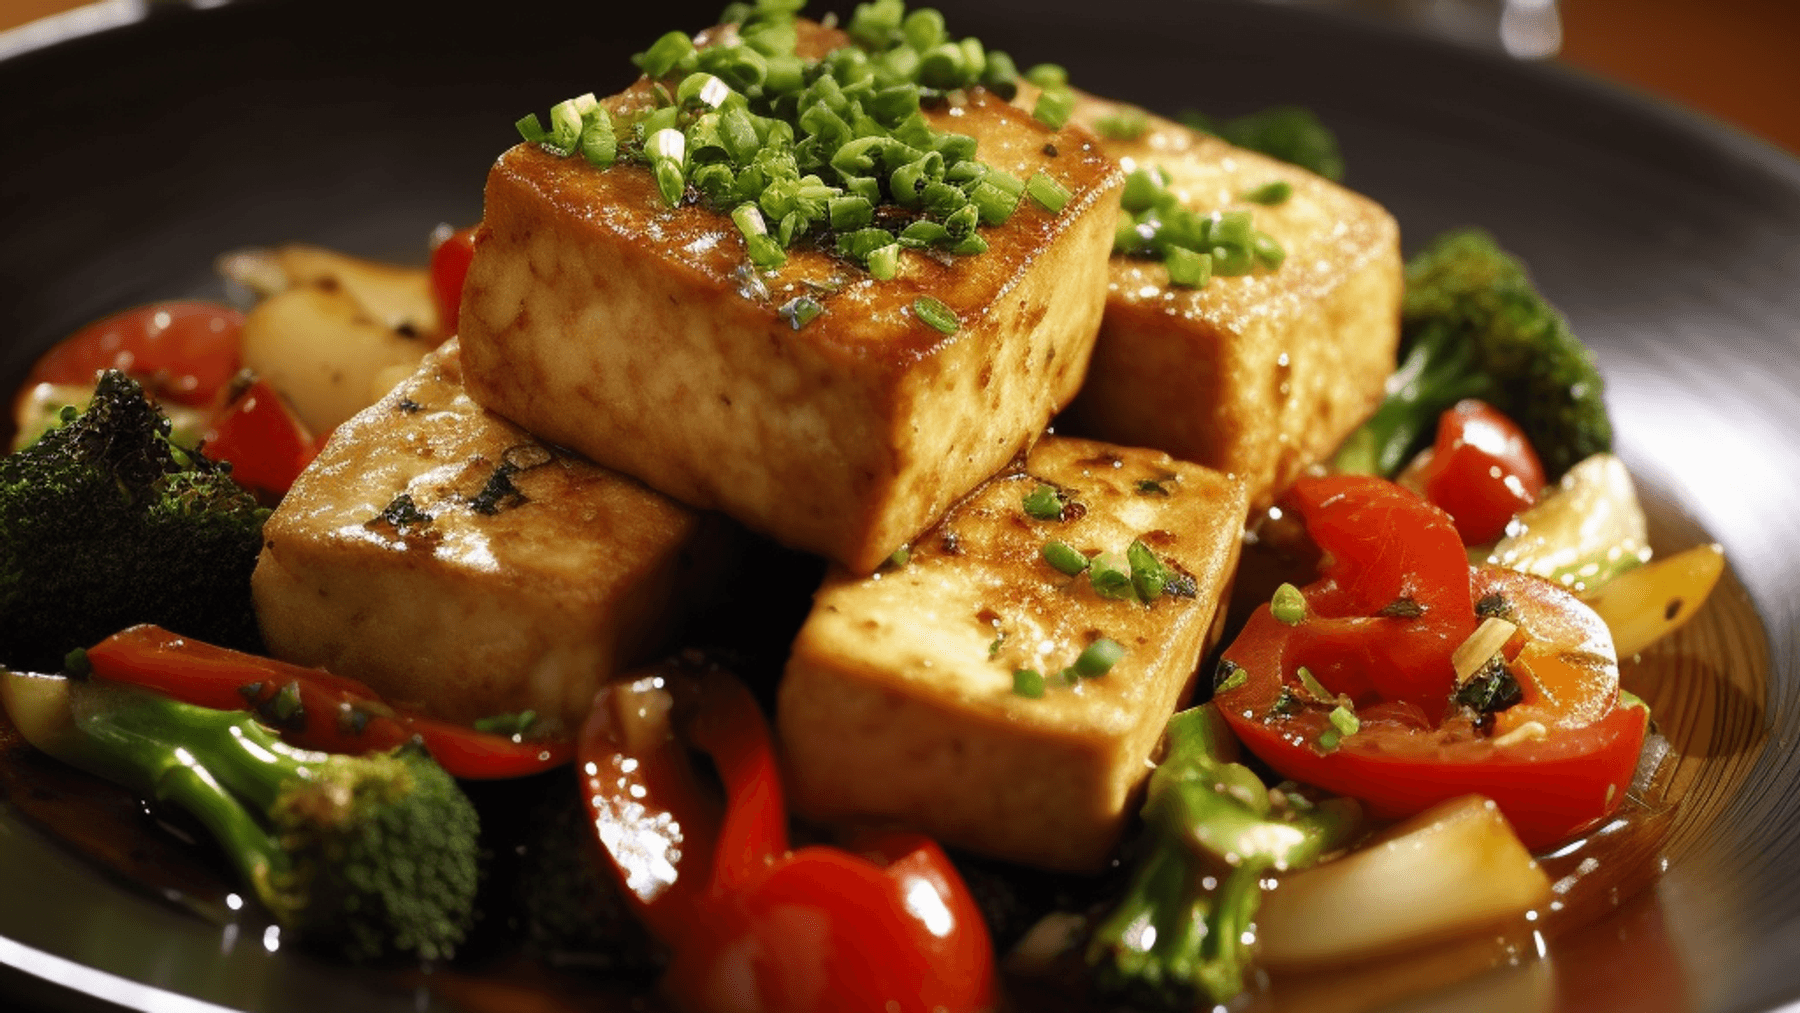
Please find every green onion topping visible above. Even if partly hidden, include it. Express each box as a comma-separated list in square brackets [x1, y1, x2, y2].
[1328, 705, 1360, 738]
[1126, 539, 1172, 601]
[1021, 482, 1065, 520]
[1073, 638, 1125, 678]
[1272, 582, 1306, 625]
[1240, 180, 1292, 205]
[1012, 668, 1046, 698]
[1042, 540, 1090, 575]
[1110, 166, 1286, 286]
[1088, 551, 1134, 600]
[912, 295, 959, 334]
[1296, 666, 1332, 703]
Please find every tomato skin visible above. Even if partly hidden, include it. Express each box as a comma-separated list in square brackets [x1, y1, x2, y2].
[430, 226, 478, 336]
[24, 302, 243, 407]
[201, 377, 318, 497]
[1417, 399, 1546, 544]
[580, 662, 996, 1013]
[1215, 475, 1644, 850]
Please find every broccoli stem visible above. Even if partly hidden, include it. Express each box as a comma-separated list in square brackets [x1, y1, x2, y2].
[1332, 329, 1494, 477]
[1086, 706, 1361, 1009]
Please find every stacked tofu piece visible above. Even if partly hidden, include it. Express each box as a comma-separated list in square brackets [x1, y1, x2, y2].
[252, 19, 1401, 869]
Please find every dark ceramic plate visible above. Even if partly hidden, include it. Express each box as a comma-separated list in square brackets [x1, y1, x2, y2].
[2, 1, 1797, 1011]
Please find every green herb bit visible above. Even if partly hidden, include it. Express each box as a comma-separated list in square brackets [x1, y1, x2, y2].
[1214, 659, 1248, 694]
[1074, 638, 1125, 678]
[1025, 171, 1072, 213]
[1061, 667, 1081, 686]
[1253, 231, 1286, 269]
[884, 543, 912, 569]
[515, 113, 548, 145]
[1454, 658, 1523, 715]
[1022, 482, 1065, 521]
[1127, 539, 1172, 601]
[472, 710, 538, 737]
[579, 108, 617, 168]
[635, 30, 697, 79]
[1088, 552, 1135, 601]
[778, 295, 824, 330]
[867, 243, 901, 280]
[1296, 666, 1332, 703]
[1042, 540, 1090, 576]
[1164, 246, 1212, 288]
[1317, 728, 1342, 753]
[1135, 476, 1173, 496]
[912, 296, 959, 335]
[1023, 63, 1068, 88]
[989, 631, 1006, 659]
[1240, 180, 1292, 205]
[1271, 582, 1306, 625]
[1328, 705, 1360, 738]
[1012, 668, 1047, 698]
[1094, 106, 1149, 141]
[1032, 87, 1076, 130]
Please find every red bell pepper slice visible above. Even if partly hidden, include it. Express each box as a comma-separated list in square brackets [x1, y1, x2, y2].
[580, 658, 997, 1013]
[201, 376, 319, 498]
[82, 625, 570, 779]
[430, 225, 478, 336]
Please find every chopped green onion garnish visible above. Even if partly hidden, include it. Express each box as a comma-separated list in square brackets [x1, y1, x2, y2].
[579, 109, 617, 168]
[1023, 63, 1068, 88]
[1318, 729, 1341, 752]
[1042, 540, 1090, 576]
[778, 295, 825, 330]
[515, 113, 549, 144]
[1025, 172, 1071, 213]
[1215, 659, 1247, 693]
[912, 295, 959, 335]
[1088, 552, 1134, 601]
[472, 710, 538, 737]
[1240, 180, 1293, 205]
[884, 543, 911, 568]
[1272, 582, 1306, 625]
[1126, 539, 1172, 601]
[1094, 106, 1149, 141]
[1032, 87, 1076, 130]
[1073, 638, 1125, 678]
[1021, 483, 1064, 521]
[1328, 705, 1360, 738]
[1012, 668, 1046, 698]
[1164, 247, 1212, 288]
[867, 243, 901, 280]
[1254, 231, 1287, 269]
[635, 31, 696, 78]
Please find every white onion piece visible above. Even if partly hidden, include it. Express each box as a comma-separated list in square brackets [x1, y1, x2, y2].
[1256, 795, 1550, 969]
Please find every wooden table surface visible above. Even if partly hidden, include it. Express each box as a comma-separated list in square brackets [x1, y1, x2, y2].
[2, 0, 1796, 154]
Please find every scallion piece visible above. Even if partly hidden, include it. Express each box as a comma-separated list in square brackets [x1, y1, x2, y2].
[867, 243, 901, 280]
[1094, 106, 1149, 141]
[1042, 540, 1090, 576]
[635, 31, 696, 79]
[1127, 539, 1172, 601]
[1164, 247, 1211, 288]
[579, 109, 617, 167]
[912, 295, 958, 335]
[1240, 180, 1293, 205]
[778, 295, 824, 330]
[515, 113, 548, 144]
[1023, 63, 1068, 88]
[1088, 552, 1134, 601]
[885, 543, 911, 568]
[1073, 638, 1125, 678]
[1328, 705, 1360, 738]
[1272, 582, 1306, 625]
[1021, 482, 1063, 521]
[1025, 171, 1072, 213]
[1253, 231, 1287, 269]
[829, 195, 874, 230]
[1296, 666, 1333, 703]
[1012, 668, 1046, 699]
[1032, 87, 1076, 130]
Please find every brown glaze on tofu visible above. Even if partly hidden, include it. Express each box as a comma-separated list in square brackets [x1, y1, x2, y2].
[251, 339, 718, 734]
[458, 24, 1122, 574]
[1064, 93, 1402, 509]
[777, 435, 1248, 871]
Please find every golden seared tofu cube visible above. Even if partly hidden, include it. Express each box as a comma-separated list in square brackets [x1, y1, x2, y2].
[1068, 94, 1401, 508]
[459, 65, 1121, 573]
[778, 435, 1248, 871]
[252, 339, 714, 734]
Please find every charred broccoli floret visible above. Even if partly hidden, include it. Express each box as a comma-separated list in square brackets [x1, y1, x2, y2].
[1, 672, 479, 961]
[1086, 705, 1359, 1009]
[0, 370, 267, 670]
[1334, 229, 1613, 479]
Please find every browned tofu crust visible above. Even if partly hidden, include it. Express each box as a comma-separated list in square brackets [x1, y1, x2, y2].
[252, 340, 716, 733]
[458, 24, 1122, 574]
[1066, 94, 1402, 508]
[779, 436, 1247, 871]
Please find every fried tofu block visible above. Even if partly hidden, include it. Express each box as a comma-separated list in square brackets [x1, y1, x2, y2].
[1066, 94, 1402, 508]
[459, 24, 1122, 574]
[252, 339, 715, 734]
[778, 436, 1247, 871]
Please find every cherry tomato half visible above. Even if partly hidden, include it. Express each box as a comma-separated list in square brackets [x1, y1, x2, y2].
[1215, 475, 1644, 849]
[1415, 399, 1546, 545]
[201, 377, 318, 498]
[24, 301, 243, 407]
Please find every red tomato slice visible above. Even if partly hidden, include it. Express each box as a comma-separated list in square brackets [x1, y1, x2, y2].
[1417, 399, 1546, 544]
[24, 301, 243, 407]
[202, 377, 317, 497]
[1215, 475, 1645, 849]
[430, 226, 478, 336]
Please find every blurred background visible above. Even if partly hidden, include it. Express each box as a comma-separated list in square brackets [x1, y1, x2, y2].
[1, 0, 1797, 154]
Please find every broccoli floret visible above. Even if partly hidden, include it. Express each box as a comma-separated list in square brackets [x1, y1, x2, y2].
[18, 677, 479, 961]
[1086, 705, 1359, 1009]
[1333, 229, 1613, 480]
[1180, 106, 1345, 181]
[0, 370, 268, 671]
